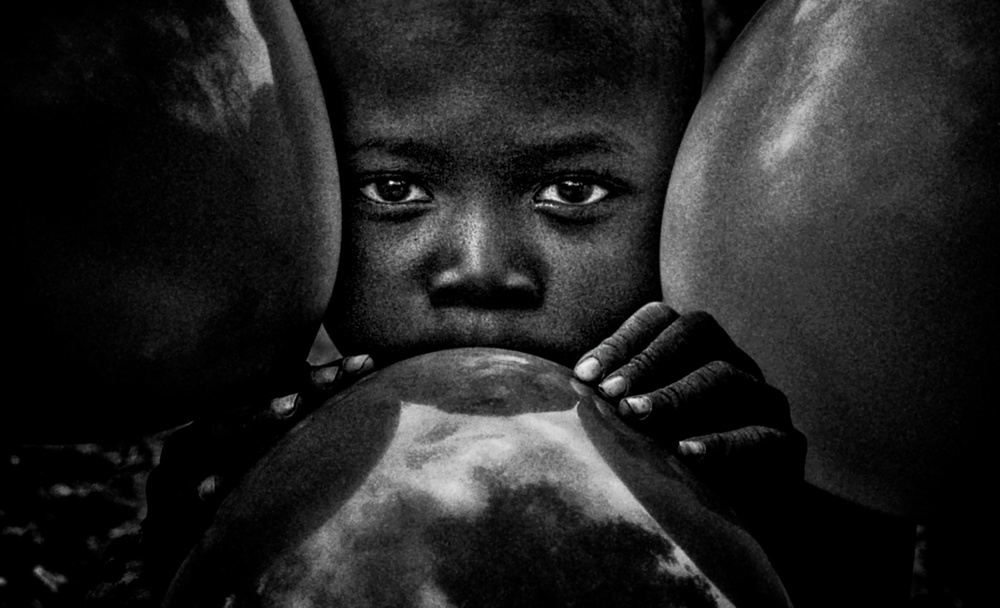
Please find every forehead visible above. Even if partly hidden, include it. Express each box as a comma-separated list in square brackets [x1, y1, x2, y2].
[307, 0, 686, 122]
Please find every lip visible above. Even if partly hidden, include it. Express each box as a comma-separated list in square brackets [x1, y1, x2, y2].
[374, 321, 582, 369]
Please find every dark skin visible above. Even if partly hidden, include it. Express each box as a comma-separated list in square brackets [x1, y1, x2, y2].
[149, 0, 802, 522]
[113, 0, 804, 601]
[7, 1, 799, 605]
[309, 0, 803, 473]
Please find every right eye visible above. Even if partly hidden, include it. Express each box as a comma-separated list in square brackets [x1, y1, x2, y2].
[359, 178, 432, 204]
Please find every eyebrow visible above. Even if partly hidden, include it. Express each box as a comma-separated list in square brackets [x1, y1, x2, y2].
[352, 139, 454, 162]
[508, 133, 636, 167]
[350, 132, 636, 168]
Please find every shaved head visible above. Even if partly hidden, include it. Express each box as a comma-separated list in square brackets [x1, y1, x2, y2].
[295, 0, 703, 119]
[295, 0, 704, 364]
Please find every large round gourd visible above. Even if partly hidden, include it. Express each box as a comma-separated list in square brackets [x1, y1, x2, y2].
[5, 0, 340, 441]
[163, 348, 791, 608]
[660, 0, 999, 520]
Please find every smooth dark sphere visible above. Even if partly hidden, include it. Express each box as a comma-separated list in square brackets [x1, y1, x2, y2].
[661, 0, 999, 520]
[164, 348, 790, 608]
[5, 0, 340, 441]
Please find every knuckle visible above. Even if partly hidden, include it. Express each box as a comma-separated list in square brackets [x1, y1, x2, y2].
[638, 301, 676, 322]
[600, 335, 630, 359]
[634, 301, 678, 333]
[604, 303, 680, 357]
[686, 360, 743, 391]
[627, 347, 658, 375]
[644, 383, 683, 414]
[592, 335, 631, 366]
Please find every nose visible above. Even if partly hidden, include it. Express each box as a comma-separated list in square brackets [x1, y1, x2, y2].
[427, 199, 543, 309]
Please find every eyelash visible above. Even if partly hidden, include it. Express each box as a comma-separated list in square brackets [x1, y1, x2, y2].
[354, 172, 626, 208]
[531, 174, 623, 207]
[358, 177, 433, 205]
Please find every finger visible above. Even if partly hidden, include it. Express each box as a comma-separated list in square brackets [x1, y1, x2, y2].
[617, 360, 791, 440]
[195, 474, 226, 503]
[147, 397, 305, 555]
[158, 393, 307, 489]
[594, 311, 764, 401]
[222, 396, 307, 467]
[677, 426, 807, 541]
[573, 302, 679, 383]
[267, 393, 300, 419]
[343, 353, 375, 375]
[677, 426, 807, 476]
[310, 354, 375, 390]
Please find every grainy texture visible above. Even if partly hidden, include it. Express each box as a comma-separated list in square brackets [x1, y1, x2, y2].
[1, 2, 967, 607]
[0, 438, 164, 607]
[1, 436, 958, 608]
[701, 0, 766, 87]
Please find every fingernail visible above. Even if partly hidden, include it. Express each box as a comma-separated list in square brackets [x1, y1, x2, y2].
[269, 393, 298, 418]
[574, 357, 602, 382]
[311, 364, 341, 387]
[599, 375, 627, 398]
[197, 475, 222, 501]
[677, 440, 706, 456]
[624, 396, 651, 417]
[343, 355, 370, 373]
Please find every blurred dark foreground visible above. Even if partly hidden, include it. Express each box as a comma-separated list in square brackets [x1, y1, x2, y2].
[0, 436, 973, 608]
[1, 439, 164, 607]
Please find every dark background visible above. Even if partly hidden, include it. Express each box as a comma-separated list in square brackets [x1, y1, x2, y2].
[0, 2, 967, 607]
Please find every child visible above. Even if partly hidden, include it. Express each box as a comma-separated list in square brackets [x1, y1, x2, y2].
[304, 0, 801, 496]
[304, 0, 798, 456]
[0, 1, 797, 605]
[127, 0, 803, 603]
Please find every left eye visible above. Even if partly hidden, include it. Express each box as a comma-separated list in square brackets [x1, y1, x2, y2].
[534, 180, 610, 206]
[360, 178, 432, 204]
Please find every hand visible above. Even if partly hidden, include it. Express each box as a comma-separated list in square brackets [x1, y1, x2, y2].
[573, 303, 805, 533]
[135, 355, 375, 600]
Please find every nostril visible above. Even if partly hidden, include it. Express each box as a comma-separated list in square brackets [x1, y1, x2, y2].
[429, 270, 542, 309]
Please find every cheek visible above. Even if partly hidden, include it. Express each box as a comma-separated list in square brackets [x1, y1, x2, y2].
[541, 221, 662, 336]
[551, 244, 659, 302]
[328, 223, 418, 343]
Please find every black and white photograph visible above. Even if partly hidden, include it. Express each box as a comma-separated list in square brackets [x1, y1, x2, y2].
[3, 1, 996, 606]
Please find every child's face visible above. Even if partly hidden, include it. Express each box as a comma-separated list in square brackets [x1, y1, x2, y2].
[319, 0, 691, 366]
